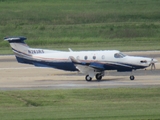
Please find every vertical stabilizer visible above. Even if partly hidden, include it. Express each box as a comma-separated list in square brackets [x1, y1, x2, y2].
[4, 36, 29, 55]
[4, 36, 33, 64]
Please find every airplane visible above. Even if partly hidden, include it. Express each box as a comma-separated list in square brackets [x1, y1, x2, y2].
[5, 36, 158, 81]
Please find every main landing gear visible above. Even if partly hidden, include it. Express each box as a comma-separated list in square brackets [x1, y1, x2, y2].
[85, 73, 103, 81]
[85, 75, 92, 81]
[95, 73, 102, 81]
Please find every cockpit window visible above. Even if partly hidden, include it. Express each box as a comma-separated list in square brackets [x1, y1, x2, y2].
[114, 52, 126, 58]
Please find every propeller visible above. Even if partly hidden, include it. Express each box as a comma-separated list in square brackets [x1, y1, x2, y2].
[150, 58, 157, 70]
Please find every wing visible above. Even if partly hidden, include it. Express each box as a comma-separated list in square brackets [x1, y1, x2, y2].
[69, 56, 104, 74]
[69, 56, 134, 73]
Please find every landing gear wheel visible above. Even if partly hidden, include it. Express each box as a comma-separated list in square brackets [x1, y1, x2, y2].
[130, 75, 135, 80]
[96, 74, 102, 81]
[85, 75, 92, 81]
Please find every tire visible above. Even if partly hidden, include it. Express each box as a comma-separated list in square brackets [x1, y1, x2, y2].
[96, 74, 102, 81]
[85, 75, 92, 81]
[130, 75, 135, 80]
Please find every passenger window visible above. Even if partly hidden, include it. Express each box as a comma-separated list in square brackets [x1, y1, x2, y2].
[84, 56, 88, 60]
[102, 55, 105, 59]
[93, 56, 96, 60]
[77, 56, 80, 60]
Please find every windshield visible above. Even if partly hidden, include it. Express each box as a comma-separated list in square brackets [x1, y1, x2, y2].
[114, 52, 126, 58]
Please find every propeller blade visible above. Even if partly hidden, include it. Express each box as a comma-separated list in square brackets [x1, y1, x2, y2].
[150, 58, 157, 70]
[154, 63, 156, 70]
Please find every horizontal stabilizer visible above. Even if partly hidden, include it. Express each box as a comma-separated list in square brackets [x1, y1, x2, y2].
[4, 36, 27, 43]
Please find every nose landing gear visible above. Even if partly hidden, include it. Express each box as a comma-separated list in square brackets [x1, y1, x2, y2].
[130, 75, 135, 80]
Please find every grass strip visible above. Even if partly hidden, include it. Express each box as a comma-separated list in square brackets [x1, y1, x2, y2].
[0, 88, 160, 120]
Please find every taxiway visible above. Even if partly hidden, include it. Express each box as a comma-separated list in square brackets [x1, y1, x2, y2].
[0, 51, 160, 90]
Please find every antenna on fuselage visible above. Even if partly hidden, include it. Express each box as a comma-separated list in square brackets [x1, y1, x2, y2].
[68, 48, 73, 52]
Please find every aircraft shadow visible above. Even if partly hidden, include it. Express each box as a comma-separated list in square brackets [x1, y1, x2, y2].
[89, 78, 123, 82]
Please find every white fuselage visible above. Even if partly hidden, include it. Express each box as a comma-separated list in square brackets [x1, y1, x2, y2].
[32, 49, 152, 68]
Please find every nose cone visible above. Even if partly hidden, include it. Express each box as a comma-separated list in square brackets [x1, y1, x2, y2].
[139, 57, 158, 67]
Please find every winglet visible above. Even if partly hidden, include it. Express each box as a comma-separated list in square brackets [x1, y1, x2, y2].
[69, 56, 80, 63]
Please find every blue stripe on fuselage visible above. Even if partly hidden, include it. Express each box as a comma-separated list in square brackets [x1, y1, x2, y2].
[16, 56, 78, 71]
[16, 56, 146, 72]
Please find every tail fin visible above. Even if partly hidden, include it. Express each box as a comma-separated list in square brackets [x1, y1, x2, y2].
[4, 36, 29, 55]
[4, 36, 33, 64]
